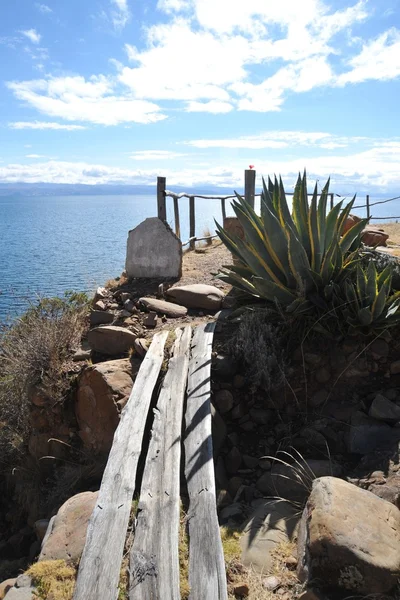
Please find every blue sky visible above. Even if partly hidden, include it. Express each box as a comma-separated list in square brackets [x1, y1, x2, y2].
[1, 0, 400, 192]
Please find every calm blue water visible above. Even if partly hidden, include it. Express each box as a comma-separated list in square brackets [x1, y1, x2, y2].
[1, 192, 399, 323]
[0, 194, 235, 322]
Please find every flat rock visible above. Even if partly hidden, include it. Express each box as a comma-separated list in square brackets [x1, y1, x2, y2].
[297, 477, 400, 594]
[369, 394, 400, 423]
[90, 310, 114, 326]
[3, 588, 36, 599]
[39, 491, 98, 563]
[0, 579, 16, 600]
[126, 217, 182, 278]
[76, 358, 141, 453]
[166, 284, 224, 310]
[214, 389, 233, 414]
[347, 411, 400, 454]
[88, 325, 138, 356]
[241, 500, 300, 573]
[139, 297, 187, 318]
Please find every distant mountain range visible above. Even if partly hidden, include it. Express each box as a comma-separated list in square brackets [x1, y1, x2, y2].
[0, 183, 238, 197]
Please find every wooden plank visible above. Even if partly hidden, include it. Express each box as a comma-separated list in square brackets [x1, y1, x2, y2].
[366, 194, 370, 219]
[330, 193, 334, 211]
[184, 323, 228, 600]
[173, 196, 181, 239]
[157, 176, 167, 221]
[189, 196, 195, 250]
[73, 331, 169, 600]
[130, 326, 192, 600]
[244, 168, 256, 208]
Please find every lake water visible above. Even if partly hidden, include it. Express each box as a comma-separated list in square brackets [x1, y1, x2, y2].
[1, 192, 399, 323]
[0, 194, 235, 322]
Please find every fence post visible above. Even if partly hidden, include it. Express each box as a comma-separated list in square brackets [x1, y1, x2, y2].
[244, 169, 256, 209]
[157, 176, 166, 221]
[221, 198, 226, 222]
[330, 193, 334, 210]
[366, 194, 370, 220]
[189, 196, 195, 250]
[173, 197, 181, 239]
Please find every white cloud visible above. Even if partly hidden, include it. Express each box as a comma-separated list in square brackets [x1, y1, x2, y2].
[9, 121, 87, 130]
[337, 28, 400, 85]
[7, 76, 166, 126]
[20, 29, 41, 44]
[130, 150, 185, 160]
[185, 131, 369, 149]
[110, 0, 131, 29]
[26, 154, 50, 158]
[186, 100, 234, 113]
[157, 0, 188, 14]
[35, 3, 52, 13]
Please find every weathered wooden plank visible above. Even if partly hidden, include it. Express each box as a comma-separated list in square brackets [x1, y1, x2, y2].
[157, 176, 167, 221]
[189, 196, 195, 251]
[244, 168, 256, 208]
[184, 323, 228, 600]
[73, 331, 169, 600]
[173, 196, 181, 239]
[130, 326, 192, 600]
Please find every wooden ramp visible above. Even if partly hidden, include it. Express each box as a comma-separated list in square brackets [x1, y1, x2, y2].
[73, 324, 227, 600]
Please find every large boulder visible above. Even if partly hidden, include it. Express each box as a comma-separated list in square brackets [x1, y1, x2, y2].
[126, 217, 182, 279]
[39, 491, 98, 563]
[166, 284, 224, 310]
[241, 500, 300, 573]
[297, 477, 400, 595]
[362, 228, 389, 247]
[76, 358, 140, 453]
[139, 297, 187, 318]
[88, 325, 137, 356]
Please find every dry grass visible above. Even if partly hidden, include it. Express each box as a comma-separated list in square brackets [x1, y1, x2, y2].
[105, 273, 129, 290]
[27, 560, 77, 600]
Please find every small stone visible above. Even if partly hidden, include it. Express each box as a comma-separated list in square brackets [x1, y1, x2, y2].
[240, 421, 255, 431]
[94, 299, 106, 311]
[285, 555, 297, 568]
[390, 360, 400, 375]
[233, 374, 246, 389]
[225, 447, 242, 474]
[90, 310, 114, 326]
[73, 348, 92, 362]
[214, 389, 234, 414]
[120, 292, 131, 302]
[262, 575, 281, 591]
[249, 408, 271, 425]
[315, 367, 331, 383]
[231, 403, 246, 420]
[228, 476, 243, 497]
[304, 352, 322, 366]
[220, 503, 243, 523]
[134, 338, 148, 358]
[15, 575, 32, 589]
[369, 393, 400, 423]
[93, 286, 108, 302]
[228, 432, 239, 446]
[243, 455, 258, 469]
[370, 338, 389, 359]
[258, 457, 272, 471]
[213, 354, 236, 379]
[144, 311, 158, 328]
[124, 299, 135, 312]
[109, 303, 119, 310]
[217, 489, 233, 508]
[233, 583, 249, 597]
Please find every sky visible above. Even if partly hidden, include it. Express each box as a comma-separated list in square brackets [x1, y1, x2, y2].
[1, 0, 400, 193]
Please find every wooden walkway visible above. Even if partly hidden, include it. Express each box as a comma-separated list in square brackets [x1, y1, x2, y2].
[73, 323, 227, 600]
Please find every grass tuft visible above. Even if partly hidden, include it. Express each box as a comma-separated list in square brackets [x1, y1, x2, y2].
[27, 559, 76, 600]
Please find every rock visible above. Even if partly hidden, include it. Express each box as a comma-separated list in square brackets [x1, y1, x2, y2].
[214, 389, 233, 414]
[228, 477, 243, 498]
[220, 503, 243, 523]
[143, 312, 158, 328]
[243, 455, 258, 469]
[124, 299, 135, 312]
[166, 284, 224, 310]
[90, 309, 115, 326]
[3, 587, 36, 599]
[362, 228, 389, 247]
[297, 477, 400, 595]
[34, 520, 49, 542]
[370, 338, 389, 359]
[94, 299, 106, 311]
[211, 403, 227, 457]
[256, 459, 341, 502]
[120, 292, 131, 302]
[262, 575, 281, 591]
[233, 374, 246, 389]
[133, 338, 148, 358]
[126, 217, 182, 279]
[73, 348, 92, 362]
[225, 447, 242, 474]
[88, 325, 138, 356]
[14, 576, 31, 589]
[369, 393, 400, 423]
[315, 367, 331, 383]
[139, 297, 187, 318]
[93, 286, 108, 303]
[309, 389, 328, 408]
[76, 358, 140, 453]
[241, 500, 300, 573]
[39, 491, 98, 563]
[231, 403, 246, 420]
[390, 360, 400, 375]
[217, 489, 232, 508]
[213, 354, 236, 379]
[347, 411, 400, 454]
[249, 408, 271, 425]
[233, 583, 249, 597]
[342, 214, 362, 234]
[258, 457, 272, 471]
[0, 580, 16, 600]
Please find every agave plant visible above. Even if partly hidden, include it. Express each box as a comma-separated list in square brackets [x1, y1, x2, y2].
[341, 261, 400, 329]
[216, 172, 368, 312]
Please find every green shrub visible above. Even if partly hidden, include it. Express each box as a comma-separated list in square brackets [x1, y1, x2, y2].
[216, 172, 368, 315]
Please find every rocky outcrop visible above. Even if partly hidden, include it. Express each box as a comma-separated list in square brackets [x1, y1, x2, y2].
[88, 325, 138, 356]
[76, 358, 140, 452]
[297, 477, 400, 595]
[166, 284, 224, 310]
[39, 491, 98, 563]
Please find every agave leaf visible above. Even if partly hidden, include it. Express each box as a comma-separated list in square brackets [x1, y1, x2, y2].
[292, 171, 311, 256]
[252, 277, 297, 305]
[356, 265, 367, 304]
[324, 201, 344, 252]
[357, 306, 373, 326]
[309, 182, 321, 271]
[366, 261, 378, 304]
[317, 178, 330, 251]
[372, 285, 388, 319]
[337, 195, 356, 235]
[287, 227, 315, 291]
[340, 218, 368, 253]
[217, 269, 258, 296]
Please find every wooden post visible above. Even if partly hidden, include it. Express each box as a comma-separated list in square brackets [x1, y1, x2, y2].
[173, 197, 181, 239]
[330, 193, 334, 210]
[189, 196, 195, 250]
[221, 198, 226, 222]
[244, 169, 256, 208]
[366, 194, 370, 219]
[157, 176, 166, 221]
